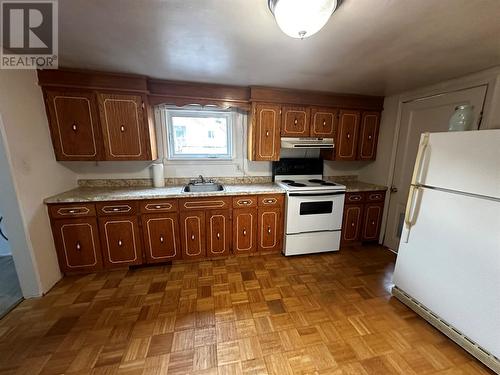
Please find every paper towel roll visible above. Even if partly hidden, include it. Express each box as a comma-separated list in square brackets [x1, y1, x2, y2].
[152, 163, 165, 188]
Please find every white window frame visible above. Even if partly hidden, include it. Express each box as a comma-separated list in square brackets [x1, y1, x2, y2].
[165, 107, 234, 160]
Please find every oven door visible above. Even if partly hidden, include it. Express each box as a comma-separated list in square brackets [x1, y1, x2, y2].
[286, 191, 345, 234]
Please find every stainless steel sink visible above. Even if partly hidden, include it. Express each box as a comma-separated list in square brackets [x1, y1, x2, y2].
[183, 183, 224, 193]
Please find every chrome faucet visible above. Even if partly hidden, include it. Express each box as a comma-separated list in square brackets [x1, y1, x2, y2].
[199, 175, 206, 184]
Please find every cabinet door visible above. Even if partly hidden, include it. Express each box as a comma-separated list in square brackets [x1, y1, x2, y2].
[98, 93, 149, 160]
[99, 216, 143, 267]
[310, 107, 338, 138]
[252, 103, 281, 161]
[281, 106, 310, 137]
[258, 208, 282, 252]
[336, 110, 361, 161]
[52, 218, 103, 274]
[358, 111, 380, 160]
[142, 213, 181, 263]
[180, 211, 206, 260]
[341, 204, 363, 243]
[45, 90, 101, 161]
[206, 210, 231, 257]
[362, 203, 384, 241]
[233, 208, 257, 254]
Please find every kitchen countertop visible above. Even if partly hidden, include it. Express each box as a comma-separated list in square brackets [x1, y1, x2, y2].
[44, 184, 286, 204]
[339, 180, 388, 193]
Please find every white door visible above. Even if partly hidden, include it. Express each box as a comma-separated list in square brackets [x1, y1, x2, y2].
[384, 85, 487, 251]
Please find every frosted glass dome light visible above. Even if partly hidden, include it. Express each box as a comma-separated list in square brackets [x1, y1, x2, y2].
[268, 0, 338, 39]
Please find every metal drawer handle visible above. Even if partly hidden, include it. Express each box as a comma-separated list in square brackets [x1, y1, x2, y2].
[240, 200, 250, 205]
[347, 133, 351, 139]
[191, 234, 195, 241]
[263, 198, 277, 204]
[160, 236, 164, 243]
[323, 120, 326, 126]
[71, 123, 78, 132]
[120, 125, 125, 132]
[118, 240, 123, 247]
[243, 229, 247, 236]
[368, 135, 372, 140]
[216, 233, 220, 239]
[265, 130, 269, 137]
[76, 241, 81, 251]
[349, 196, 361, 201]
[68, 209, 77, 213]
[155, 205, 162, 209]
[267, 226, 271, 234]
[351, 222, 355, 227]
[294, 118, 298, 125]
[371, 221, 375, 225]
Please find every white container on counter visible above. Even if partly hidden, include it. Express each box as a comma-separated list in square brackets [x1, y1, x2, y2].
[152, 163, 165, 188]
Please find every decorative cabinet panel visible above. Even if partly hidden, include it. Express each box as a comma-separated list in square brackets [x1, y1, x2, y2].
[358, 112, 380, 160]
[206, 210, 231, 257]
[51, 218, 103, 273]
[336, 110, 361, 161]
[258, 208, 282, 252]
[99, 216, 143, 267]
[249, 103, 281, 161]
[341, 191, 386, 245]
[341, 204, 363, 243]
[233, 208, 257, 254]
[362, 203, 384, 241]
[180, 211, 206, 260]
[310, 107, 338, 138]
[44, 89, 102, 161]
[281, 106, 310, 137]
[97, 93, 151, 160]
[142, 213, 181, 262]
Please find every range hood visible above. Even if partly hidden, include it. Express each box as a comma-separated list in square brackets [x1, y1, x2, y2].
[281, 137, 334, 149]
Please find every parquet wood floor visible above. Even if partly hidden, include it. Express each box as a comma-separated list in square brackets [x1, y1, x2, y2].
[0, 245, 493, 374]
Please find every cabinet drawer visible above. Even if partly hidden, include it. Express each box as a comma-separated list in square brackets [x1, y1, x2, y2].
[232, 196, 258, 208]
[49, 203, 96, 219]
[345, 193, 365, 203]
[366, 191, 385, 202]
[258, 194, 284, 208]
[140, 199, 178, 213]
[180, 197, 231, 211]
[96, 201, 138, 216]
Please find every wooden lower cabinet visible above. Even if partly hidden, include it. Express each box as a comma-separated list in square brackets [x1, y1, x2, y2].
[52, 218, 103, 273]
[362, 203, 384, 241]
[341, 204, 364, 244]
[341, 191, 386, 245]
[142, 213, 181, 262]
[180, 211, 206, 260]
[258, 208, 282, 252]
[48, 193, 285, 273]
[99, 216, 143, 267]
[233, 208, 257, 254]
[206, 210, 231, 257]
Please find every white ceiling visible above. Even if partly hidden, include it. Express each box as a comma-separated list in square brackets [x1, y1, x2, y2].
[59, 0, 500, 96]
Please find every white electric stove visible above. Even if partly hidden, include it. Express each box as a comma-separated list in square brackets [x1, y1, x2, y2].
[273, 159, 346, 256]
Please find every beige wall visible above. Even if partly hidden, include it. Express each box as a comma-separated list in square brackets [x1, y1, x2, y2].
[0, 70, 77, 295]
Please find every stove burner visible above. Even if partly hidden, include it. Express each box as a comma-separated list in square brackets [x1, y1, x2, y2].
[281, 179, 295, 183]
[321, 181, 337, 186]
[288, 182, 307, 187]
[308, 179, 324, 183]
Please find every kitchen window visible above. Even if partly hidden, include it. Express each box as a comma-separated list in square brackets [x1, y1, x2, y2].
[165, 108, 233, 160]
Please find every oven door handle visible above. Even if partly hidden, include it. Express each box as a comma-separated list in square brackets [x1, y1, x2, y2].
[288, 192, 346, 197]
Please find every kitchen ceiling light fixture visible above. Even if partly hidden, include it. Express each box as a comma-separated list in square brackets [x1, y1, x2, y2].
[268, 0, 338, 39]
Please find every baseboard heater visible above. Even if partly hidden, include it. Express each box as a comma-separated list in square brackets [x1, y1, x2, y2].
[392, 286, 500, 374]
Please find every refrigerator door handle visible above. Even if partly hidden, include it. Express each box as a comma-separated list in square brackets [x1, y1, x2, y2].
[403, 185, 422, 243]
[411, 132, 430, 185]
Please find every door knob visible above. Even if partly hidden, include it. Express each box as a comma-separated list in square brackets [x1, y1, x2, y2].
[390, 186, 398, 193]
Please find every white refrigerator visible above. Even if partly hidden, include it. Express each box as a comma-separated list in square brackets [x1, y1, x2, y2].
[392, 129, 500, 373]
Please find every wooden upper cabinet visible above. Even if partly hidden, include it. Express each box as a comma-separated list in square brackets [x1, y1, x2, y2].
[249, 103, 281, 161]
[180, 211, 206, 260]
[336, 110, 361, 161]
[142, 213, 181, 263]
[281, 106, 310, 137]
[358, 111, 380, 160]
[44, 89, 102, 161]
[52, 217, 103, 274]
[310, 107, 338, 138]
[98, 216, 143, 268]
[206, 210, 231, 257]
[97, 93, 152, 160]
